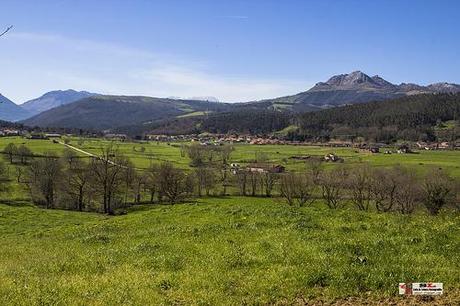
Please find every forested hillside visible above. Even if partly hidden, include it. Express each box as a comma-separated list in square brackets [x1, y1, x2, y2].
[23, 95, 233, 130]
[296, 93, 460, 142]
[134, 93, 460, 143]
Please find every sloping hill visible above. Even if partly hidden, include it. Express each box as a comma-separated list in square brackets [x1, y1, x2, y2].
[127, 93, 460, 140]
[21, 89, 97, 117]
[0, 94, 31, 122]
[22, 95, 232, 130]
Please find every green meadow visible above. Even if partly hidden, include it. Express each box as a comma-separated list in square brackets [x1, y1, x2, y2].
[1, 198, 460, 305]
[0, 136, 459, 305]
[1, 136, 458, 175]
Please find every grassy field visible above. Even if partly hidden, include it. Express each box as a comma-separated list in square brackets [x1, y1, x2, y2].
[1, 197, 459, 305]
[0, 136, 459, 304]
[1, 136, 458, 175]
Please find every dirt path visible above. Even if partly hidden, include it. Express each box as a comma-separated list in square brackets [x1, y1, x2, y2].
[57, 141, 145, 170]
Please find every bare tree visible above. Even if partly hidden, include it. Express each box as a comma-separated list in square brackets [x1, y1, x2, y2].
[17, 145, 33, 165]
[220, 168, 230, 196]
[62, 158, 92, 211]
[27, 152, 63, 209]
[62, 148, 78, 168]
[279, 172, 315, 206]
[15, 165, 24, 183]
[194, 167, 216, 196]
[319, 167, 348, 209]
[0, 161, 10, 198]
[157, 162, 190, 204]
[370, 167, 400, 212]
[236, 170, 248, 196]
[249, 171, 260, 196]
[3, 143, 17, 164]
[90, 143, 127, 213]
[261, 171, 278, 197]
[122, 160, 136, 205]
[220, 144, 234, 166]
[186, 143, 208, 167]
[306, 158, 323, 185]
[348, 165, 372, 211]
[395, 168, 421, 214]
[133, 172, 148, 204]
[145, 164, 158, 203]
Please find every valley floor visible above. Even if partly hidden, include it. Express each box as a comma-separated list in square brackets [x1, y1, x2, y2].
[1, 197, 459, 305]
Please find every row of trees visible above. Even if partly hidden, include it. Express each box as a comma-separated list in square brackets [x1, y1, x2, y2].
[279, 164, 459, 215]
[1, 143, 195, 213]
[1, 142, 458, 215]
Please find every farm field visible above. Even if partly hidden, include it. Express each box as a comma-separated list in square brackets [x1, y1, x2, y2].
[1, 136, 459, 176]
[1, 197, 459, 305]
[0, 136, 459, 305]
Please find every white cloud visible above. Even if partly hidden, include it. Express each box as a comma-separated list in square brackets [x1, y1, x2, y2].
[0, 32, 312, 103]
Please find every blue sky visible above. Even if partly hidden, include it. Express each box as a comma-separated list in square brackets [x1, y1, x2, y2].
[1, 0, 460, 103]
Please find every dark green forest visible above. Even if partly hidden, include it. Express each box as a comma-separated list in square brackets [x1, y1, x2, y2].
[296, 93, 460, 142]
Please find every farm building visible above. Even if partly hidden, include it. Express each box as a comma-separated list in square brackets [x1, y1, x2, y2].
[246, 164, 286, 174]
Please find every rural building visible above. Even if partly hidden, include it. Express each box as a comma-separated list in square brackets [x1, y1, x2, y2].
[246, 163, 286, 174]
[324, 153, 343, 162]
[45, 133, 61, 138]
[397, 144, 411, 154]
[104, 133, 128, 140]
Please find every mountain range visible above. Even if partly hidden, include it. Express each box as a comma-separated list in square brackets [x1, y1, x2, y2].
[256, 71, 460, 111]
[2, 71, 459, 130]
[0, 94, 32, 122]
[0, 90, 97, 122]
[21, 90, 97, 116]
[22, 95, 233, 130]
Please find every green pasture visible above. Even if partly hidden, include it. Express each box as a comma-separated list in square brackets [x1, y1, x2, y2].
[1, 136, 459, 176]
[1, 197, 459, 305]
[0, 136, 459, 304]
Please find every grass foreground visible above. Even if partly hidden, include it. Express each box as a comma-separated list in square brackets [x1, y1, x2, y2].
[1, 197, 459, 305]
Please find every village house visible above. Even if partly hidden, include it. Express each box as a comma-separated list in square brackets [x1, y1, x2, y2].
[397, 144, 411, 154]
[45, 133, 62, 138]
[104, 133, 128, 141]
[245, 163, 286, 174]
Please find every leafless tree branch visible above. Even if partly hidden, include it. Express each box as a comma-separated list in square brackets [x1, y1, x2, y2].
[0, 25, 13, 38]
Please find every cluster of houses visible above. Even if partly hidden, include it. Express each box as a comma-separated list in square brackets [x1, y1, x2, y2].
[230, 163, 285, 175]
[143, 133, 460, 150]
[0, 128, 21, 137]
[416, 141, 452, 150]
[145, 133, 309, 146]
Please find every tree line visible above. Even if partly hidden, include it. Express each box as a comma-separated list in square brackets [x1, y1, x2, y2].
[279, 162, 459, 215]
[1, 142, 459, 216]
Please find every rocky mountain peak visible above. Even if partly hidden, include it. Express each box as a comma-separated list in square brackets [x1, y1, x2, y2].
[325, 71, 374, 86]
[310, 71, 397, 91]
[427, 82, 460, 93]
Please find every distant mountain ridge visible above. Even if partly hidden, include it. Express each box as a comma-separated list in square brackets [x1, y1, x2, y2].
[0, 94, 31, 122]
[21, 89, 97, 116]
[22, 95, 232, 130]
[16, 70, 460, 131]
[258, 71, 460, 111]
